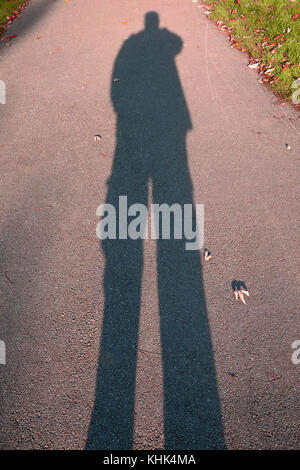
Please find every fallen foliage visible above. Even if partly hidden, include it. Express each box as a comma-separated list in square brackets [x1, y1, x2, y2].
[0, 1, 29, 38]
[203, 0, 300, 101]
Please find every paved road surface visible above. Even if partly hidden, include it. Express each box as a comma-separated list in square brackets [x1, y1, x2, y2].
[0, 0, 299, 450]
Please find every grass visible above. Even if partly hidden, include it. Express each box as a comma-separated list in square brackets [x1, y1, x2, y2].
[203, 0, 300, 100]
[0, 0, 27, 35]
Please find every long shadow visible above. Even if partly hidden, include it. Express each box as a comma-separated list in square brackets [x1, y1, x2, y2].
[86, 12, 225, 450]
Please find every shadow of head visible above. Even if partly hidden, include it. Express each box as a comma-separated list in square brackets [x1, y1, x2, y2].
[145, 11, 159, 31]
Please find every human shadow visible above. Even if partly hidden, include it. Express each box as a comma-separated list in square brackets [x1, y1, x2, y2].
[86, 12, 225, 450]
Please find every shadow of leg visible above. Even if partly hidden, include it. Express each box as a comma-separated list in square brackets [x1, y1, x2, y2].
[158, 240, 225, 449]
[153, 140, 226, 449]
[86, 238, 143, 449]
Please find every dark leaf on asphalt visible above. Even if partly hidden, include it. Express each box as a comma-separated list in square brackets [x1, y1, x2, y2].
[204, 248, 212, 261]
[227, 372, 238, 378]
[232, 280, 250, 305]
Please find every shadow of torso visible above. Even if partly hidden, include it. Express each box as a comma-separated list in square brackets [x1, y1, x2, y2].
[110, 27, 192, 197]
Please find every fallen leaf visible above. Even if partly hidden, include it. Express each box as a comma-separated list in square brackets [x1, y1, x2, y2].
[248, 62, 260, 69]
[267, 373, 282, 383]
[227, 372, 238, 378]
[265, 67, 275, 75]
[232, 280, 250, 305]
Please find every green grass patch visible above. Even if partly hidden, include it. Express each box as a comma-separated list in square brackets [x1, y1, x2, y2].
[0, 0, 26, 35]
[203, 0, 300, 99]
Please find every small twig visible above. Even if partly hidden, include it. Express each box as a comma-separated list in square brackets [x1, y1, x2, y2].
[99, 127, 116, 132]
[99, 152, 112, 159]
[5, 271, 15, 285]
[34, 205, 53, 210]
[137, 347, 161, 356]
